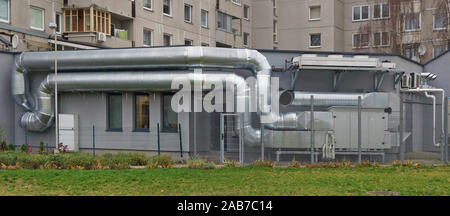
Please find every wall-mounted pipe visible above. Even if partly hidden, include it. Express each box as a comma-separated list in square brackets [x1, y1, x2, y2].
[401, 88, 446, 147]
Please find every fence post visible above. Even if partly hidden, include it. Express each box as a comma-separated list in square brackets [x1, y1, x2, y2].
[358, 96, 362, 163]
[25, 125, 28, 154]
[157, 123, 160, 156]
[442, 97, 449, 164]
[310, 95, 315, 164]
[399, 94, 404, 162]
[92, 125, 95, 157]
[178, 123, 183, 158]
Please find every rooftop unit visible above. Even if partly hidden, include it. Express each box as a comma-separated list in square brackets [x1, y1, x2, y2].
[292, 54, 396, 71]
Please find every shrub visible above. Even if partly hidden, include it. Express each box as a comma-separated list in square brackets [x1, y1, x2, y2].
[151, 154, 175, 168]
[224, 158, 238, 168]
[146, 161, 159, 169]
[60, 153, 96, 170]
[7, 143, 15, 151]
[20, 144, 27, 153]
[289, 158, 301, 168]
[392, 160, 419, 167]
[126, 153, 150, 166]
[354, 160, 380, 168]
[187, 157, 216, 169]
[38, 141, 45, 154]
[252, 159, 276, 168]
[99, 153, 130, 169]
[304, 160, 353, 168]
[0, 140, 7, 151]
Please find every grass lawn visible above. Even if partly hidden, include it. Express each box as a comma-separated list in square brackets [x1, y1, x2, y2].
[0, 166, 448, 196]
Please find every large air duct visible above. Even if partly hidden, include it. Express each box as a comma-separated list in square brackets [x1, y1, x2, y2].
[11, 47, 279, 145]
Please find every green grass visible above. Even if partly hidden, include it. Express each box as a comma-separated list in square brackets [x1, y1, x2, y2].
[0, 166, 448, 196]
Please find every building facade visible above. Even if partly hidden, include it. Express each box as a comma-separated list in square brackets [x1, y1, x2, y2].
[0, 0, 252, 51]
[255, 0, 449, 64]
[0, 0, 448, 63]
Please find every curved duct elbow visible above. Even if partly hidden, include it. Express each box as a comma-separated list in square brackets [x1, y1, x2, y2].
[12, 55, 34, 111]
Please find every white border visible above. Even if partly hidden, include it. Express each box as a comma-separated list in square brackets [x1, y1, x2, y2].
[352, 5, 370, 22]
[163, 0, 171, 16]
[433, 14, 447, 30]
[352, 33, 369, 49]
[143, 28, 152, 47]
[184, 4, 192, 23]
[143, 0, 153, 11]
[201, 9, 208, 28]
[309, 33, 321, 48]
[372, 3, 390, 20]
[373, 31, 390, 47]
[404, 13, 421, 32]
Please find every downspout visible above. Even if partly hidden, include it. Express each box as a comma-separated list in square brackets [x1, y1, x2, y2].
[423, 92, 438, 147]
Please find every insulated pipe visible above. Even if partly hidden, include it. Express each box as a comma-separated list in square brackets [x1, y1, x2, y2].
[424, 92, 438, 147]
[401, 88, 446, 147]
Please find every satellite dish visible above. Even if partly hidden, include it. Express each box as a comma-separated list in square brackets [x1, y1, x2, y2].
[418, 45, 426, 56]
[11, 34, 19, 49]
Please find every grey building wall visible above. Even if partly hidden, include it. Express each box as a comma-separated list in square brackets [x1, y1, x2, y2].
[0, 52, 15, 143]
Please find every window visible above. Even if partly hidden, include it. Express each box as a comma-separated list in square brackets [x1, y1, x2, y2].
[243, 5, 250, 20]
[404, 13, 421, 31]
[373, 32, 389, 47]
[353, 33, 369, 48]
[216, 11, 232, 32]
[404, 44, 419, 60]
[433, 45, 446, 58]
[273, 20, 278, 42]
[0, 0, 9, 23]
[373, 3, 389, 19]
[163, 0, 171, 16]
[309, 6, 321, 20]
[143, 0, 152, 10]
[201, 10, 208, 27]
[434, 14, 447, 30]
[135, 94, 149, 131]
[63, 7, 111, 35]
[310, 33, 321, 48]
[56, 13, 62, 34]
[30, 7, 44, 31]
[184, 39, 193, 46]
[231, 0, 242, 6]
[201, 43, 209, 46]
[143, 29, 152, 46]
[162, 94, 178, 132]
[184, 4, 192, 23]
[243, 32, 249, 46]
[108, 94, 122, 131]
[353, 5, 369, 21]
[163, 34, 171, 46]
[272, 0, 277, 17]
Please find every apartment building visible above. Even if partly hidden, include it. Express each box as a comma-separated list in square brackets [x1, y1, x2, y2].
[0, 0, 252, 51]
[254, 0, 449, 64]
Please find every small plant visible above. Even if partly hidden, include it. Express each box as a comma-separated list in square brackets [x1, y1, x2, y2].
[7, 143, 15, 151]
[288, 157, 301, 168]
[252, 159, 276, 168]
[20, 144, 27, 153]
[0, 140, 7, 152]
[354, 160, 380, 168]
[38, 141, 45, 154]
[146, 161, 159, 169]
[187, 157, 216, 169]
[392, 160, 419, 167]
[151, 154, 175, 168]
[57, 142, 68, 153]
[224, 158, 238, 168]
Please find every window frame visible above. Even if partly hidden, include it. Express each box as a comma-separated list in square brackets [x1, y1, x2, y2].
[134, 93, 150, 132]
[243, 5, 250, 20]
[352, 33, 369, 49]
[309, 5, 321, 21]
[56, 13, 62, 34]
[433, 13, 447, 31]
[352, 5, 370, 22]
[143, 28, 152, 47]
[0, 0, 10, 23]
[184, 39, 193, 46]
[403, 13, 421, 32]
[163, 33, 172, 46]
[216, 11, 232, 33]
[30, 6, 45, 31]
[243, 32, 249, 46]
[163, 0, 171, 16]
[107, 93, 123, 132]
[309, 33, 321, 48]
[201, 10, 208, 28]
[231, 0, 242, 6]
[184, 4, 193, 23]
[373, 3, 390, 20]
[161, 93, 178, 133]
[433, 45, 447, 58]
[373, 31, 390, 47]
[143, 0, 152, 11]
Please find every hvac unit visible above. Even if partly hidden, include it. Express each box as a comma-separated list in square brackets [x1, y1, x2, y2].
[58, 114, 79, 152]
[97, 32, 107, 42]
[410, 72, 420, 89]
[400, 73, 411, 89]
